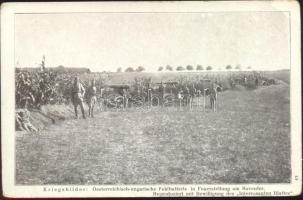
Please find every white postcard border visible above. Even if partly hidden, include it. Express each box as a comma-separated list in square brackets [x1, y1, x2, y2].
[1, 1, 301, 197]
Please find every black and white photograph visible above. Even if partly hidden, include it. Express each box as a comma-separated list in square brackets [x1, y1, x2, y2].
[1, 1, 301, 198]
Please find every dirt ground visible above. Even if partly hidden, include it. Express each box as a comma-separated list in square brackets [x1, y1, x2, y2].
[16, 82, 290, 185]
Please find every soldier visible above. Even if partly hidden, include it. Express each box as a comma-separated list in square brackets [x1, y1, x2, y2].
[255, 76, 259, 86]
[17, 109, 38, 132]
[87, 79, 97, 118]
[244, 76, 248, 86]
[177, 87, 183, 109]
[15, 111, 25, 131]
[183, 85, 191, 106]
[71, 77, 86, 119]
[122, 88, 129, 108]
[158, 82, 165, 103]
[191, 84, 197, 97]
[209, 83, 218, 112]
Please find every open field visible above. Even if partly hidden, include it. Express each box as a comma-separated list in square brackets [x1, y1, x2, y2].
[16, 78, 290, 184]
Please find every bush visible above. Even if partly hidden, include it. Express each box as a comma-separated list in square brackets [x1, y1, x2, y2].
[206, 66, 213, 71]
[166, 65, 173, 71]
[196, 65, 203, 71]
[186, 65, 194, 71]
[136, 66, 145, 72]
[226, 65, 232, 70]
[176, 66, 185, 71]
[125, 67, 135, 72]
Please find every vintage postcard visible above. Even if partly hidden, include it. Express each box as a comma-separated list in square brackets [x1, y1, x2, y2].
[1, 1, 301, 198]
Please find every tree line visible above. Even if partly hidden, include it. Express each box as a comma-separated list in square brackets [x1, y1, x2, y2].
[117, 64, 252, 72]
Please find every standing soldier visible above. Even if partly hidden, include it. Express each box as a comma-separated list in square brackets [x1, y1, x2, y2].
[177, 87, 183, 109]
[244, 76, 248, 87]
[122, 88, 129, 109]
[71, 77, 86, 119]
[209, 83, 218, 112]
[184, 85, 190, 106]
[158, 82, 165, 104]
[87, 79, 97, 118]
[255, 76, 259, 87]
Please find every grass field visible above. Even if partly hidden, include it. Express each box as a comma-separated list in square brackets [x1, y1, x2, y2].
[16, 72, 290, 185]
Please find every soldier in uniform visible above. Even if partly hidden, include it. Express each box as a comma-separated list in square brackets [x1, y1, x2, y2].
[87, 79, 97, 118]
[183, 85, 191, 106]
[122, 88, 129, 108]
[177, 87, 184, 108]
[16, 109, 38, 132]
[71, 77, 86, 119]
[209, 83, 218, 112]
[158, 82, 165, 104]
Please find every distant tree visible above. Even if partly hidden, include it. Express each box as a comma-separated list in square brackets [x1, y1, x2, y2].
[186, 65, 194, 71]
[158, 66, 163, 71]
[166, 65, 173, 71]
[247, 66, 252, 70]
[226, 65, 232, 70]
[117, 67, 122, 72]
[196, 65, 203, 71]
[125, 67, 135, 72]
[235, 64, 241, 70]
[176, 66, 185, 71]
[57, 65, 65, 72]
[206, 66, 213, 71]
[136, 66, 145, 72]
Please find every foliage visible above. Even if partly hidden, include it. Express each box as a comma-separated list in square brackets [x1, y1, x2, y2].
[125, 67, 135, 72]
[226, 65, 232, 70]
[176, 66, 185, 71]
[206, 66, 213, 71]
[136, 66, 145, 72]
[196, 65, 203, 71]
[166, 65, 173, 71]
[186, 65, 194, 71]
[235, 64, 242, 70]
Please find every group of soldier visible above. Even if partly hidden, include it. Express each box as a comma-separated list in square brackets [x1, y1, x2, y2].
[126, 81, 219, 110]
[158, 82, 219, 110]
[71, 77, 97, 119]
[228, 72, 265, 89]
[15, 73, 220, 131]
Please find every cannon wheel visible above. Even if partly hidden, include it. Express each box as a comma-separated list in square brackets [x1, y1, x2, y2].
[106, 94, 124, 109]
[115, 96, 124, 109]
[151, 95, 160, 107]
[131, 95, 144, 108]
[163, 94, 175, 107]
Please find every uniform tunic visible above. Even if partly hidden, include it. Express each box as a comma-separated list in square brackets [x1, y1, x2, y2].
[72, 82, 85, 105]
[88, 86, 97, 106]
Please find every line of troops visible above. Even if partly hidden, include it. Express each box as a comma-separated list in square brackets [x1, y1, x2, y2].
[70, 77, 220, 120]
[15, 76, 219, 131]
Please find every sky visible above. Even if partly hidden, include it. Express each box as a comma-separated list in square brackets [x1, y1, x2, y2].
[15, 12, 290, 72]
